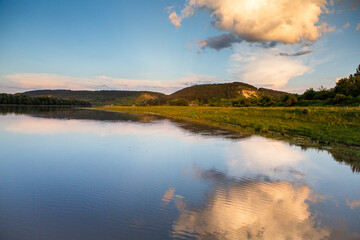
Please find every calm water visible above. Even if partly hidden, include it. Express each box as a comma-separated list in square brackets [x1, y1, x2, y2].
[0, 107, 359, 240]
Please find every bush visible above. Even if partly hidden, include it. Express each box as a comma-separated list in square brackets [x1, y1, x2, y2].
[301, 88, 316, 100]
[280, 94, 298, 107]
[334, 75, 360, 97]
[333, 94, 347, 104]
[259, 95, 275, 107]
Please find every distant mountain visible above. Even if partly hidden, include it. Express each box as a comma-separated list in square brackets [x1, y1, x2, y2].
[163, 82, 287, 104]
[22, 90, 165, 106]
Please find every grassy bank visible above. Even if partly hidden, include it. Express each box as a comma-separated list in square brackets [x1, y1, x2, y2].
[95, 106, 360, 146]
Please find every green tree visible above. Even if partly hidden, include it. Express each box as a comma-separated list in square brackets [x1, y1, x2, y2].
[301, 88, 316, 100]
[280, 94, 298, 107]
[355, 64, 360, 77]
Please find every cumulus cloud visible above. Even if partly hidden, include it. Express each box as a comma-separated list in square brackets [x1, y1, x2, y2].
[357, 23, 360, 30]
[0, 73, 217, 94]
[279, 50, 314, 57]
[229, 44, 310, 89]
[169, 0, 329, 44]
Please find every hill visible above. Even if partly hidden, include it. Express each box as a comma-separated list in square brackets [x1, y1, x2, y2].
[22, 90, 165, 106]
[21, 82, 287, 106]
[163, 82, 287, 104]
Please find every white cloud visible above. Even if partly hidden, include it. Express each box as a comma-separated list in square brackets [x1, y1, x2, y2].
[169, 0, 329, 44]
[343, 22, 350, 28]
[356, 23, 360, 31]
[0, 73, 217, 94]
[228, 44, 310, 89]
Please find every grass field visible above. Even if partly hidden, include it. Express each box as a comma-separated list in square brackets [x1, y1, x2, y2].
[95, 106, 360, 147]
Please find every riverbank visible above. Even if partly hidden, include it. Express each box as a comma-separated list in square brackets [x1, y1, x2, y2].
[95, 106, 360, 147]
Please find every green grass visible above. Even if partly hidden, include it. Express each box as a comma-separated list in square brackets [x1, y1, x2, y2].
[95, 106, 360, 146]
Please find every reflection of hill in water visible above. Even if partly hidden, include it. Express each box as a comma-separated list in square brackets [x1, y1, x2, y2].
[169, 168, 359, 240]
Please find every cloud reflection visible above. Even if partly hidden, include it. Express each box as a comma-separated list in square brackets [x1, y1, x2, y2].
[162, 188, 175, 205]
[171, 169, 330, 240]
[346, 199, 360, 209]
[225, 136, 306, 178]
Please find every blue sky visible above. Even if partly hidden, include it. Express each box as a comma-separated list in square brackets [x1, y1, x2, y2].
[0, 0, 359, 94]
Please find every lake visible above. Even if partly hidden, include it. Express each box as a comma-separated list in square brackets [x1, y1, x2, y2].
[0, 107, 359, 240]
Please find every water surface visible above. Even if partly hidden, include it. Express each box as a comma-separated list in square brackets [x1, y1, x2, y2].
[0, 107, 359, 240]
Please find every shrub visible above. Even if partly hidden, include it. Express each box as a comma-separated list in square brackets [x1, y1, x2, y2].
[280, 94, 298, 107]
[333, 94, 347, 104]
[302, 88, 316, 100]
[259, 95, 276, 107]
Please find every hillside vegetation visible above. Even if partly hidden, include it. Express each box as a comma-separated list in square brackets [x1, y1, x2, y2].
[151, 64, 360, 107]
[146, 82, 286, 106]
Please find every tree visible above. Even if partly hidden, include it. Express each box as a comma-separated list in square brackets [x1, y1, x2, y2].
[302, 88, 316, 100]
[355, 64, 360, 77]
[280, 94, 298, 107]
[259, 95, 275, 107]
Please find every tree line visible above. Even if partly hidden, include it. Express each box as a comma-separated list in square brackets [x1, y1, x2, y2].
[0, 93, 91, 106]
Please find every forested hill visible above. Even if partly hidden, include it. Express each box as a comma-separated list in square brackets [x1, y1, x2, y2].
[164, 82, 287, 104]
[22, 90, 165, 106]
[20, 82, 288, 106]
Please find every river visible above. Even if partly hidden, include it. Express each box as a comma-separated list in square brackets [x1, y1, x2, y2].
[0, 107, 359, 240]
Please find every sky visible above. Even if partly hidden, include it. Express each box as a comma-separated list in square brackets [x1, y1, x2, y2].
[0, 0, 359, 94]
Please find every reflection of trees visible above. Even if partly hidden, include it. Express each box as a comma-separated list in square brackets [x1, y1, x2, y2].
[171, 120, 249, 140]
[0, 105, 66, 115]
[0, 106, 162, 122]
[171, 169, 330, 240]
[329, 148, 360, 173]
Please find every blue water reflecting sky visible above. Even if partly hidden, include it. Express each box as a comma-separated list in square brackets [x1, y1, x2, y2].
[0, 109, 359, 239]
